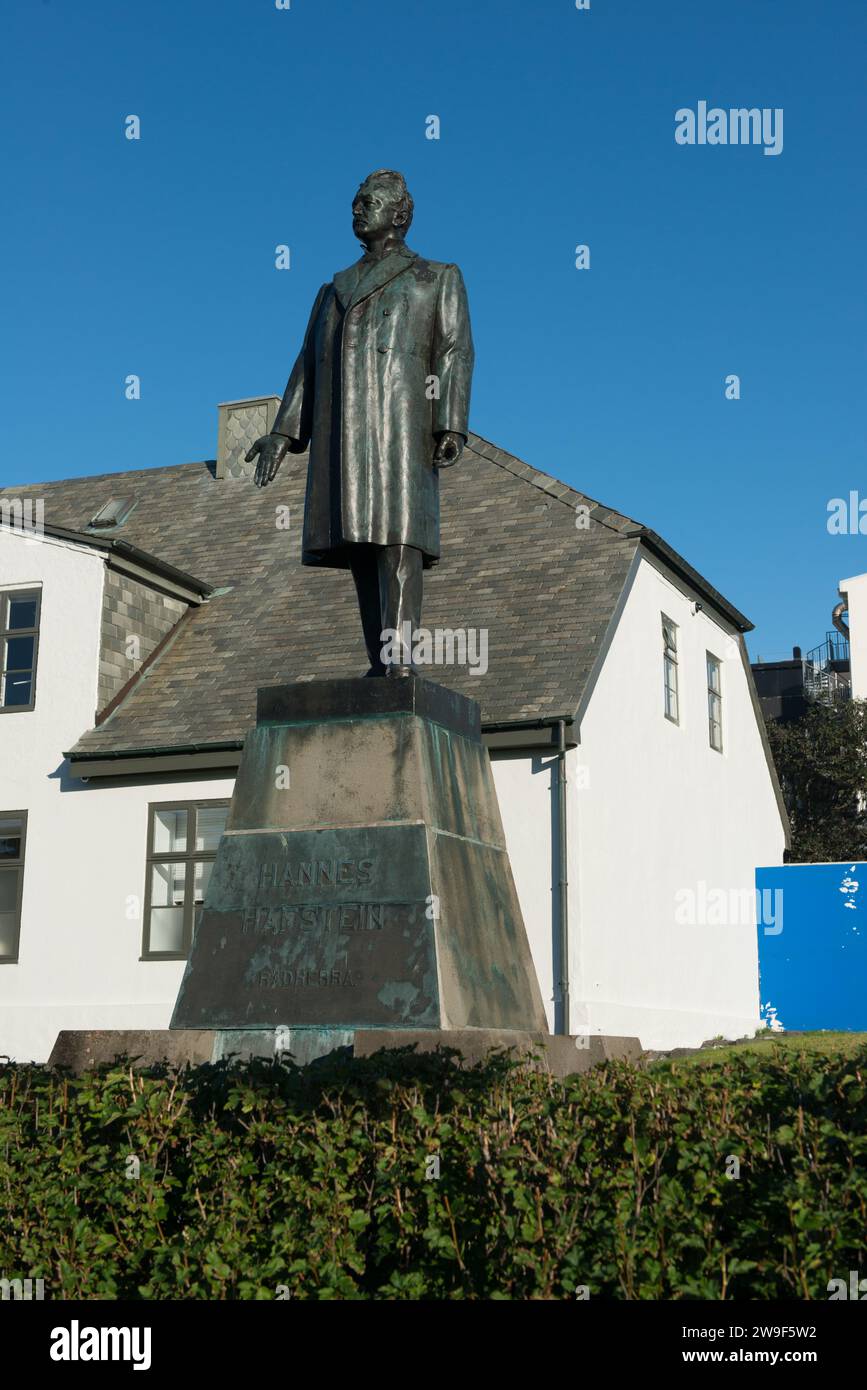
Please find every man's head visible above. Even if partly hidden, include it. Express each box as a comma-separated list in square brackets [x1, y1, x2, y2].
[352, 170, 414, 245]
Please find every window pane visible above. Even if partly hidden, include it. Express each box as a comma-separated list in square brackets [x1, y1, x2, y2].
[709, 692, 723, 751]
[2, 674, 32, 708]
[0, 914, 19, 957]
[5, 635, 34, 670]
[0, 869, 20, 956]
[664, 652, 678, 722]
[7, 597, 37, 630]
[195, 806, 228, 853]
[151, 861, 186, 907]
[0, 819, 23, 860]
[0, 869, 19, 913]
[193, 858, 214, 905]
[152, 808, 188, 855]
[148, 862, 186, 953]
[148, 906, 185, 954]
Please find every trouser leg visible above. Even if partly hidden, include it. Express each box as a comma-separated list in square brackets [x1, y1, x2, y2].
[348, 544, 424, 675]
[378, 544, 423, 669]
[349, 547, 387, 675]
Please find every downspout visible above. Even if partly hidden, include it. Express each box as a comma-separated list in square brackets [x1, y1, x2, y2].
[557, 719, 569, 1035]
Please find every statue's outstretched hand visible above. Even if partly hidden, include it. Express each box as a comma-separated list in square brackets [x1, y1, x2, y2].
[246, 433, 290, 486]
[433, 431, 464, 468]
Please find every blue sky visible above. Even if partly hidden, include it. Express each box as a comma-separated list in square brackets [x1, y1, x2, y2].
[2, 0, 865, 660]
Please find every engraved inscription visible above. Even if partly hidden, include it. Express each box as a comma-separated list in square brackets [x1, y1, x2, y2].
[242, 903, 386, 935]
[257, 858, 374, 890]
[253, 967, 362, 989]
[173, 823, 440, 1030]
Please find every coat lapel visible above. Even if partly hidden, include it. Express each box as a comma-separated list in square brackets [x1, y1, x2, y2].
[332, 260, 365, 311]
[333, 246, 417, 311]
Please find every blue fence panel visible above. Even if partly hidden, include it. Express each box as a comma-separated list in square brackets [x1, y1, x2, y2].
[755, 862, 867, 1031]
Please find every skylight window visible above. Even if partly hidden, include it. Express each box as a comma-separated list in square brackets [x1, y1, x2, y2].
[87, 498, 135, 531]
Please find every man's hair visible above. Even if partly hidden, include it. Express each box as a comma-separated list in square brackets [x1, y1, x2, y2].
[361, 168, 414, 232]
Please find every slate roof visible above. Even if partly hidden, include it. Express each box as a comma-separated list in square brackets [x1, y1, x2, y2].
[0, 434, 751, 758]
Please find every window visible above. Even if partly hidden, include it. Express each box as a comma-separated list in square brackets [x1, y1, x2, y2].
[662, 615, 679, 723]
[142, 801, 230, 959]
[707, 653, 723, 752]
[87, 498, 135, 531]
[0, 590, 40, 711]
[0, 812, 27, 963]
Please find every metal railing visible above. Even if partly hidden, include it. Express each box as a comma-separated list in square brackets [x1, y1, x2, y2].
[803, 631, 851, 704]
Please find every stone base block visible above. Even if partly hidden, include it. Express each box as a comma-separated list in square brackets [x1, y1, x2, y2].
[47, 1027, 642, 1078]
[352, 1029, 643, 1077]
[47, 1029, 216, 1073]
[170, 677, 548, 1034]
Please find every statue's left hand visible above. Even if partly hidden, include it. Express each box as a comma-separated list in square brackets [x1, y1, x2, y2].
[433, 431, 464, 468]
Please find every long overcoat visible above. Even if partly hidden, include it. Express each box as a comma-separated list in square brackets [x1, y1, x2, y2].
[272, 244, 474, 569]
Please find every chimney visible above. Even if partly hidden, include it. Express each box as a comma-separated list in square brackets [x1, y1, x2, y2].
[216, 396, 281, 480]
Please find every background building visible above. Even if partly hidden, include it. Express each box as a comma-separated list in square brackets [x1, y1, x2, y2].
[0, 401, 788, 1060]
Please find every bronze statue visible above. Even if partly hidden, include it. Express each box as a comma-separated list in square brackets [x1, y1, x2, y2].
[247, 169, 474, 676]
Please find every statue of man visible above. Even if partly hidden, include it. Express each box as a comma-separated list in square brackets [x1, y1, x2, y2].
[246, 169, 474, 676]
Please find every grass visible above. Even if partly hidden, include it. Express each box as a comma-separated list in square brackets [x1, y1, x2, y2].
[661, 1030, 867, 1067]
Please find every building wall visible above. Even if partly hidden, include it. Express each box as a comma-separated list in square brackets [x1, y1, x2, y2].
[574, 555, 786, 1049]
[99, 568, 187, 710]
[2, 766, 235, 1064]
[0, 528, 102, 1060]
[490, 752, 561, 1033]
[0, 527, 231, 1062]
[839, 571, 867, 700]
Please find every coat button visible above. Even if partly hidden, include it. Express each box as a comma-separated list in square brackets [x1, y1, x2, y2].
[383, 308, 391, 315]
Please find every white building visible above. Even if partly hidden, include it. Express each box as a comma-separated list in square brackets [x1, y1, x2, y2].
[0, 402, 788, 1061]
[838, 572, 867, 700]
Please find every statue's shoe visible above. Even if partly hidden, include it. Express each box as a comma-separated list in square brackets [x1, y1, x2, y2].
[384, 663, 420, 679]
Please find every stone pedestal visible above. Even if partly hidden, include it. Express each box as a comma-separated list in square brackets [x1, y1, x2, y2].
[47, 1028, 643, 1079]
[170, 678, 548, 1035]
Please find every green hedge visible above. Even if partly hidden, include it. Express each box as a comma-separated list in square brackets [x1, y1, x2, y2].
[1, 1044, 865, 1299]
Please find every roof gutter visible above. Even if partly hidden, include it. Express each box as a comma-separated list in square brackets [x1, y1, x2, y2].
[66, 739, 244, 763]
[65, 714, 580, 777]
[65, 740, 245, 780]
[483, 715, 578, 752]
[36, 523, 214, 604]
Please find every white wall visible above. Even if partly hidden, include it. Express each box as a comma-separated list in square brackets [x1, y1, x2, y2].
[839, 572, 867, 700]
[491, 753, 559, 1032]
[0, 528, 236, 1062]
[2, 768, 236, 1064]
[574, 554, 786, 1049]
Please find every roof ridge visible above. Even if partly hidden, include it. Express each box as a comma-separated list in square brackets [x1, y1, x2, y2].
[0, 460, 211, 494]
[465, 432, 642, 537]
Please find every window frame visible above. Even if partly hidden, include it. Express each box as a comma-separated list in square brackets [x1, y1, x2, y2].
[662, 614, 680, 725]
[707, 651, 724, 753]
[0, 588, 41, 714]
[142, 799, 230, 961]
[0, 809, 28, 964]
